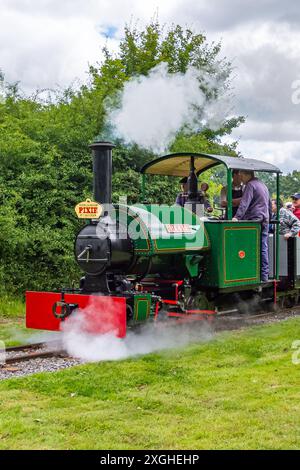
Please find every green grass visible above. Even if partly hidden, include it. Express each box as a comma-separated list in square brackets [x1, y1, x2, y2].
[0, 319, 300, 449]
[0, 318, 32, 347]
[0, 295, 28, 347]
[0, 295, 58, 347]
[0, 295, 25, 318]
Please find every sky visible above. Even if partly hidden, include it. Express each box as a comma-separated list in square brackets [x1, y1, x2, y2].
[0, 0, 300, 173]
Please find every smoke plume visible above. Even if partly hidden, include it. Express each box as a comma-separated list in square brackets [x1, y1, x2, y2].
[107, 62, 230, 153]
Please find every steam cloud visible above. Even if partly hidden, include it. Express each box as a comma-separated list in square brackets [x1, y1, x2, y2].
[61, 299, 214, 362]
[108, 62, 230, 153]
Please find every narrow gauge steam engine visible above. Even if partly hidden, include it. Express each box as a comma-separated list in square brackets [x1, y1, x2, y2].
[26, 142, 300, 337]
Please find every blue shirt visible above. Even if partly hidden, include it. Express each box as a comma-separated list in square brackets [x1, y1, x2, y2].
[235, 178, 270, 223]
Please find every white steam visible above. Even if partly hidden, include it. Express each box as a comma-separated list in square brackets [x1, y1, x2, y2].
[61, 300, 213, 362]
[108, 62, 230, 153]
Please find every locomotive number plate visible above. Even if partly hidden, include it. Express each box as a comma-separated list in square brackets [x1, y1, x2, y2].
[165, 224, 193, 233]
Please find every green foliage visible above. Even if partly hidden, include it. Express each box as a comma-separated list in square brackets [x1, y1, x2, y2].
[0, 296, 25, 319]
[279, 171, 300, 199]
[0, 21, 243, 295]
[258, 171, 300, 201]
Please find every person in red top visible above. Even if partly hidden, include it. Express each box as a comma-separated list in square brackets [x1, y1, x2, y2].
[292, 193, 300, 220]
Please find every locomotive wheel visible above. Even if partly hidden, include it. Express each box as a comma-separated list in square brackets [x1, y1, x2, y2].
[186, 292, 212, 312]
[231, 293, 263, 315]
[283, 295, 297, 309]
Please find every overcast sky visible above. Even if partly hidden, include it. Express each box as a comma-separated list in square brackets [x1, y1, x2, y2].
[1, 0, 300, 173]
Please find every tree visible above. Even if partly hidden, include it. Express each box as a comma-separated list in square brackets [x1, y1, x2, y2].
[280, 171, 300, 199]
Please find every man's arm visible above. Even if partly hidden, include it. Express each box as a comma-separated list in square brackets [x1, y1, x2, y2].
[232, 197, 242, 207]
[220, 186, 227, 208]
[221, 186, 241, 207]
[204, 198, 213, 212]
[235, 183, 254, 220]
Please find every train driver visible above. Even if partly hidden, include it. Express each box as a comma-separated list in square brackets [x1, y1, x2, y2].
[175, 177, 189, 207]
[200, 182, 213, 213]
[176, 177, 213, 212]
[232, 170, 271, 282]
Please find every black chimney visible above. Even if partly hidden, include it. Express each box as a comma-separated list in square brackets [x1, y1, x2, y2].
[89, 141, 115, 204]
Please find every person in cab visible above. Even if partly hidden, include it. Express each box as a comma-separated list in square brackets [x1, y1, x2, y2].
[232, 170, 270, 282]
[220, 170, 244, 218]
[176, 178, 213, 213]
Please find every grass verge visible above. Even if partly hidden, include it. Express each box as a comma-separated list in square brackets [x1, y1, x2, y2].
[0, 295, 25, 318]
[0, 318, 300, 449]
[0, 295, 28, 347]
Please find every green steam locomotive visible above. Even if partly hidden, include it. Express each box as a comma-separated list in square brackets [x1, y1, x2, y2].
[26, 142, 299, 337]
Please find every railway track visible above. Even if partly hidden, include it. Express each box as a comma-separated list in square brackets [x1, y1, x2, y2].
[0, 341, 81, 380]
[214, 305, 300, 332]
[1, 342, 67, 366]
[5, 342, 47, 353]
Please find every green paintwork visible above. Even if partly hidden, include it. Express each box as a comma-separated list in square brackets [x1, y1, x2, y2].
[185, 254, 204, 278]
[227, 169, 233, 220]
[117, 204, 210, 255]
[115, 204, 211, 278]
[133, 293, 151, 321]
[115, 206, 263, 287]
[199, 221, 261, 288]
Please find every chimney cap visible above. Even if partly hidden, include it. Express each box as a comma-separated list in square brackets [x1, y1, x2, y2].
[89, 141, 116, 150]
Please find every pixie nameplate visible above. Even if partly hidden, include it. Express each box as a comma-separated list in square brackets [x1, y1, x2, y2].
[75, 199, 103, 219]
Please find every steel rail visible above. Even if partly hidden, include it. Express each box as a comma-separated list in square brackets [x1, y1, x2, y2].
[3, 350, 67, 365]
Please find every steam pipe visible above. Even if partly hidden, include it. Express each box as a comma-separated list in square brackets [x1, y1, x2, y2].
[187, 156, 198, 199]
[89, 141, 115, 204]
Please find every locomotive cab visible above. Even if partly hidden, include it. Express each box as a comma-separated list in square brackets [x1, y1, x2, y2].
[140, 152, 282, 304]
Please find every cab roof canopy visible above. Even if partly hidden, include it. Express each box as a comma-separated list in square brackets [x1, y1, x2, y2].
[140, 152, 281, 176]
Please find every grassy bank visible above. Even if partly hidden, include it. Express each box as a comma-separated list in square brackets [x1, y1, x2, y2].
[0, 318, 300, 449]
[0, 296, 27, 347]
[0, 295, 25, 318]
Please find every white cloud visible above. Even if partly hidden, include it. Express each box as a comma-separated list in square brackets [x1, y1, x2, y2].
[218, 22, 300, 172]
[167, 0, 300, 32]
[231, 120, 300, 143]
[0, 0, 175, 92]
[0, 0, 299, 172]
[227, 137, 300, 174]
[0, 4, 116, 92]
